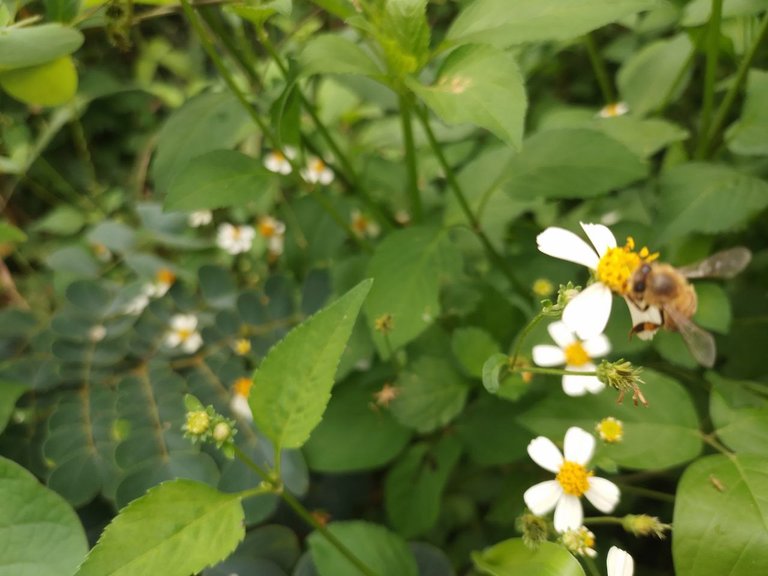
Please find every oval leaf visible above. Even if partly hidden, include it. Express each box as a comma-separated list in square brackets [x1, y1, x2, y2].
[472, 539, 586, 576]
[0, 56, 77, 106]
[299, 34, 383, 78]
[0, 23, 83, 70]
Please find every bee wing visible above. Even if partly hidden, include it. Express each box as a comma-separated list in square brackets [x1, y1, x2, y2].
[663, 305, 716, 368]
[677, 247, 752, 279]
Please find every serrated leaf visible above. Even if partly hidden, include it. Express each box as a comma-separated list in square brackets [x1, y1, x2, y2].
[250, 279, 372, 450]
[0, 55, 77, 106]
[165, 150, 272, 211]
[726, 69, 768, 156]
[596, 116, 690, 157]
[0, 23, 83, 70]
[410, 44, 526, 149]
[709, 373, 768, 457]
[376, 0, 430, 75]
[299, 34, 383, 78]
[472, 539, 586, 576]
[655, 163, 768, 243]
[74, 480, 245, 576]
[673, 454, 768, 576]
[0, 456, 88, 576]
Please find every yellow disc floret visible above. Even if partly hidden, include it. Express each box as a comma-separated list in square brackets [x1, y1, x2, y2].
[233, 377, 253, 398]
[596, 417, 624, 443]
[185, 410, 210, 435]
[564, 342, 590, 367]
[595, 237, 658, 295]
[556, 461, 592, 496]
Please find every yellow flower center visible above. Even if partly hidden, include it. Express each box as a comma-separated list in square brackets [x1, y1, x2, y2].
[233, 377, 253, 398]
[564, 341, 590, 367]
[234, 338, 251, 355]
[595, 237, 658, 295]
[532, 278, 554, 297]
[185, 410, 210, 435]
[352, 213, 369, 233]
[556, 461, 592, 496]
[596, 417, 624, 443]
[259, 218, 276, 238]
[156, 268, 176, 285]
[177, 328, 192, 342]
[312, 159, 326, 172]
[273, 151, 285, 162]
[232, 226, 242, 240]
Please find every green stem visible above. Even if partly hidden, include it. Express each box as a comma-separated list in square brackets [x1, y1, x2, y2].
[233, 445, 272, 481]
[509, 313, 545, 369]
[583, 33, 615, 103]
[617, 484, 675, 503]
[511, 365, 600, 377]
[583, 516, 624, 526]
[700, 432, 734, 457]
[695, 0, 724, 159]
[583, 555, 601, 576]
[399, 93, 422, 222]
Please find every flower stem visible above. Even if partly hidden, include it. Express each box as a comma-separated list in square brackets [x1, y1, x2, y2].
[399, 93, 422, 222]
[510, 365, 599, 377]
[583, 33, 615, 103]
[694, 0, 724, 159]
[583, 555, 601, 576]
[509, 313, 545, 370]
[583, 516, 624, 526]
[617, 484, 675, 503]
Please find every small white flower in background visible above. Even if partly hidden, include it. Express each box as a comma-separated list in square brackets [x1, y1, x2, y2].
[257, 216, 286, 256]
[188, 210, 213, 227]
[230, 377, 253, 421]
[301, 157, 334, 185]
[532, 321, 610, 396]
[523, 426, 620, 533]
[124, 293, 150, 315]
[217, 223, 256, 255]
[596, 416, 624, 443]
[561, 526, 597, 558]
[88, 325, 107, 343]
[597, 102, 629, 118]
[536, 222, 658, 339]
[350, 209, 380, 238]
[607, 546, 634, 576]
[263, 146, 296, 175]
[233, 338, 251, 356]
[165, 314, 203, 353]
[144, 268, 176, 298]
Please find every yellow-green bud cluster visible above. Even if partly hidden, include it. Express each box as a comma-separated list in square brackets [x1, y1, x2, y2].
[540, 282, 581, 317]
[183, 405, 238, 458]
[516, 513, 551, 550]
[622, 514, 672, 539]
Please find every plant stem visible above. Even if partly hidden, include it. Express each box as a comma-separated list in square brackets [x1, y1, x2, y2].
[399, 93, 422, 221]
[695, 0, 724, 159]
[511, 365, 599, 377]
[583, 555, 601, 576]
[583, 33, 615, 103]
[583, 516, 624, 526]
[700, 432, 734, 457]
[617, 484, 675, 503]
[509, 313, 545, 369]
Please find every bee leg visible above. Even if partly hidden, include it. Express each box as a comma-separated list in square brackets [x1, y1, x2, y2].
[629, 322, 661, 341]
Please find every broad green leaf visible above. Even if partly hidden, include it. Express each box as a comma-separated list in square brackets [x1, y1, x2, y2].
[683, 0, 768, 26]
[375, 0, 430, 75]
[199, 265, 237, 309]
[365, 227, 460, 356]
[0, 23, 83, 70]
[165, 150, 272, 211]
[0, 56, 77, 106]
[250, 279, 372, 450]
[46, 245, 100, 277]
[472, 539, 586, 576]
[482, 353, 509, 394]
[726, 69, 768, 156]
[617, 34, 693, 116]
[410, 44, 527, 149]
[299, 34, 383, 78]
[451, 326, 500, 378]
[44, 0, 81, 22]
[303, 381, 411, 472]
[86, 221, 137, 253]
[673, 454, 768, 576]
[502, 129, 646, 200]
[308, 521, 418, 576]
[694, 282, 731, 333]
[65, 279, 113, 317]
[151, 91, 251, 193]
[390, 356, 469, 434]
[0, 381, 25, 435]
[517, 369, 702, 470]
[31, 205, 86, 235]
[596, 117, 690, 158]
[655, 163, 768, 243]
[0, 456, 88, 576]
[228, 0, 291, 26]
[410, 543, 456, 576]
[385, 437, 461, 538]
[455, 396, 530, 466]
[446, 0, 656, 48]
[204, 525, 300, 575]
[75, 480, 244, 576]
[0, 221, 26, 243]
[709, 373, 768, 457]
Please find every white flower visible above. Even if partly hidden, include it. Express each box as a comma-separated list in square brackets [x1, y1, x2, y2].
[532, 321, 610, 396]
[263, 146, 296, 175]
[188, 210, 213, 227]
[523, 426, 620, 533]
[124, 293, 150, 315]
[217, 223, 256, 255]
[350, 209, 380, 238]
[536, 222, 658, 339]
[598, 102, 629, 118]
[607, 546, 634, 576]
[230, 377, 253, 421]
[257, 216, 286, 256]
[143, 268, 176, 298]
[165, 314, 203, 353]
[301, 157, 334, 185]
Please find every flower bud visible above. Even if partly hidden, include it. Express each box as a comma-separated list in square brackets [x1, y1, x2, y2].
[622, 514, 671, 539]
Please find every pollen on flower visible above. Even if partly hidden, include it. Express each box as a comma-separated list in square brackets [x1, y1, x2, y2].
[564, 342, 590, 367]
[596, 237, 658, 295]
[596, 417, 624, 443]
[233, 377, 252, 398]
[556, 461, 592, 496]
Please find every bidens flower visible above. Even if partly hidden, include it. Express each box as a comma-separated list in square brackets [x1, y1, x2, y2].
[350, 209, 380, 238]
[532, 321, 610, 396]
[524, 426, 620, 533]
[230, 377, 253, 422]
[165, 314, 203, 353]
[607, 546, 634, 576]
[258, 216, 286, 256]
[144, 268, 176, 298]
[536, 222, 658, 339]
[188, 210, 213, 227]
[301, 157, 334, 185]
[596, 416, 624, 443]
[217, 223, 256, 255]
[264, 146, 296, 175]
[598, 102, 629, 118]
[561, 526, 597, 558]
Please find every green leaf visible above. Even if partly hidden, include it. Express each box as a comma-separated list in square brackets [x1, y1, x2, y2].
[596, 117, 689, 158]
[227, 0, 291, 26]
[385, 436, 462, 537]
[482, 353, 510, 394]
[74, 480, 245, 576]
[0, 456, 88, 576]
[303, 381, 411, 472]
[44, 0, 82, 22]
[446, 0, 656, 48]
[472, 539, 586, 576]
[0, 221, 26, 243]
[501, 129, 646, 200]
[46, 245, 100, 277]
[709, 373, 768, 457]
[250, 279, 372, 450]
[364, 227, 460, 356]
[694, 282, 731, 333]
[673, 454, 768, 576]
[0, 382, 26, 436]
[655, 163, 768, 244]
[66, 279, 113, 317]
[165, 150, 272, 211]
[0, 23, 83, 70]
[390, 356, 469, 434]
[517, 369, 702, 470]
[86, 221, 137, 253]
[308, 521, 418, 576]
[31, 205, 86, 235]
[617, 34, 693, 116]
[455, 396, 530, 466]
[451, 326, 500, 378]
[375, 0, 430, 75]
[410, 44, 527, 149]
[204, 525, 300, 575]
[683, 0, 768, 26]
[299, 34, 383, 78]
[726, 69, 768, 156]
[0, 55, 77, 106]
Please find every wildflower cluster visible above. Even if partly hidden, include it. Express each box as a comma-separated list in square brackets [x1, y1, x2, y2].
[182, 395, 237, 458]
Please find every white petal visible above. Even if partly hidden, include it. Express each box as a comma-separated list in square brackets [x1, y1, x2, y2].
[584, 374, 606, 394]
[165, 333, 181, 348]
[523, 481, 563, 515]
[230, 395, 253, 422]
[171, 314, 197, 331]
[583, 333, 611, 358]
[547, 321, 576, 349]
[182, 332, 203, 354]
[553, 494, 583, 533]
[532, 345, 566, 367]
[527, 436, 564, 473]
[536, 227, 600, 269]
[585, 477, 621, 513]
[561, 374, 590, 396]
[580, 222, 617, 257]
[562, 283, 613, 340]
[563, 426, 595, 465]
[607, 546, 634, 576]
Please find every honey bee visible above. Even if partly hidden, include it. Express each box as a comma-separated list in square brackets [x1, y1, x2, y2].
[625, 247, 752, 368]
